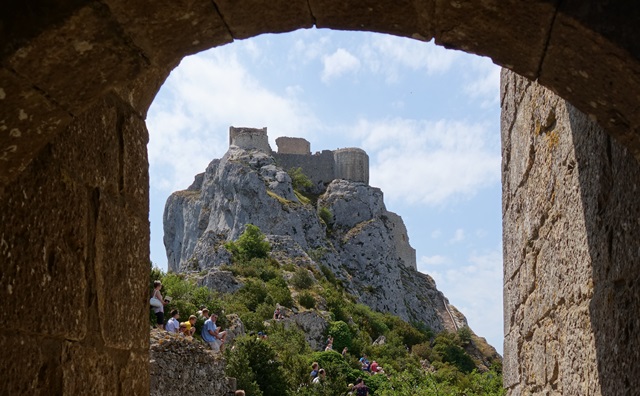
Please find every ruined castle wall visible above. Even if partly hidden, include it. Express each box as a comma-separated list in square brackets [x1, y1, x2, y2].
[0, 95, 150, 395]
[274, 150, 336, 189]
[276, 136, 311, 155]
[334, 148, 369, 184]
[229, 126, 272, 153]
[501, 70, 640, 395]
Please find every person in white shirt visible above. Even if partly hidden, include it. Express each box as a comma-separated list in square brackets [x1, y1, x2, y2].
[165, 309, 180, 333]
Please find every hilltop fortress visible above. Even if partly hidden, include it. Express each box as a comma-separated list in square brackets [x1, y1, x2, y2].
[229, 126, 369, 190]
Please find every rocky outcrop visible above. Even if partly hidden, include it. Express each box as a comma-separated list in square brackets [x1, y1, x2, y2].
[164, 139, 479, 337]
[149, 329, 234, 396]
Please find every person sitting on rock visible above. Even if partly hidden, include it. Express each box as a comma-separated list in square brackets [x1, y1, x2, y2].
[200, 308, 210, 321]
[369, 361, 378, 374]
[273, 306, 283, 320]
[202, 313, 227, 352]
[178, 322, 189, 336]
[188, 315, 197, 336]
[165, 309, 180, 333]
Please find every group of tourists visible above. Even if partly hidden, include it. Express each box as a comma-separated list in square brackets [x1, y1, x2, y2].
[151, 280, 227, 352]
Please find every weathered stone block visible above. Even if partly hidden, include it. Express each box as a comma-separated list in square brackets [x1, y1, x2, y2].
[540, 12, 640, 161]
[215, 0, 314, 39]
[62, 342, 119, 394]
[0, 334, 63, 395]
[105, 0, 232, 65]
[0, 68, 72, 184]
[122, 112, 150, 215]
[95, 193, 149, 350]
[435, 0, 555, 79]
[0, 144, 88, 339]
[6, 4, 146, 115]
[310, 0, 433, 40]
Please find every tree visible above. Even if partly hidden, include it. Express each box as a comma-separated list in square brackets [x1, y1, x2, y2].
[226, 224, 271, 262]
[226, 336, 288, 396]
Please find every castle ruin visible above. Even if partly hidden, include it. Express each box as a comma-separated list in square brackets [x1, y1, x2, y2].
[229, 126, 370, 189]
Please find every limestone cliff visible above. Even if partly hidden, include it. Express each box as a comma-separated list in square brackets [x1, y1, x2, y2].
[165, 142, 477, 339]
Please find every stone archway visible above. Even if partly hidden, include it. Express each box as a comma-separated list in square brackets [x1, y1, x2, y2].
[1, 2, 639, 394]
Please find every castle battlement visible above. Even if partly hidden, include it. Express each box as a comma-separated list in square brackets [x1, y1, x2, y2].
[228, 126, 369, 187]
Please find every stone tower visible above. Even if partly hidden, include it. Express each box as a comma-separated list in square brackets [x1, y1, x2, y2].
[228, 126, 272, 153]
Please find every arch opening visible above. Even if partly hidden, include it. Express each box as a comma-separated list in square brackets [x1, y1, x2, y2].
[147, 28, 504, 353]
[1, 2, 640, 394]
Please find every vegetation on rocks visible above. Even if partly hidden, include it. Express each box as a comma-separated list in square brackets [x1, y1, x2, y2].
[151, 226, 504, 396]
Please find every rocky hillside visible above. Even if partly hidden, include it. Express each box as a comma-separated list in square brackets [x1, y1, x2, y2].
[163, 144, 496, 353]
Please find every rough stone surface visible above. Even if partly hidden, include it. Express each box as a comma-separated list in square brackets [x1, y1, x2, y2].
[149, 329, 233, 396]
[3, 1, 640, 393]
[0, 96, 150, 394]
[163, 139, 469, 336]
[502, 69, 640, 395]
[197, 269, 243, 294]
[281, 311, 331, 351]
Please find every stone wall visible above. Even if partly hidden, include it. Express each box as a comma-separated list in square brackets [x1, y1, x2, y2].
[150, 330, 234, 396]
[273, 150, 336, 192]
[229, 126, 272, 153]
[501, 70, 640, 395]
[0, 95, 150, 394]
[276, 136, 311, 155]
[334, 148, 369, 184]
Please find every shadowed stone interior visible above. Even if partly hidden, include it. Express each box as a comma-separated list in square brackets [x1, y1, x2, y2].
[1, 1, 639, 394]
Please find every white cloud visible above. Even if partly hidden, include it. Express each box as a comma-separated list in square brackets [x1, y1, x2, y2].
[463, 56, 501, 108]
[321, 48, 361, 82]
[418, 255, 449, 271]
[148, 48, 320, 193]
[431, 229, 442, 239]
[360, 35, 460, 83]
[351, 117, 501, 206]
[449, 228, 465, 244]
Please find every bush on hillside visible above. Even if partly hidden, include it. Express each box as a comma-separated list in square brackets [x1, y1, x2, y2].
[226, 335, 288, 396]
[288, 167, 314, 191]
[298, 291, 316, 309]
[328, 321, 353, 352]
[226, 224, 271, 262]
[291, 267, 314, 290]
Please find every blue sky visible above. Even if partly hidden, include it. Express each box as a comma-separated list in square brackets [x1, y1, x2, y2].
[147, 28, 503, 353]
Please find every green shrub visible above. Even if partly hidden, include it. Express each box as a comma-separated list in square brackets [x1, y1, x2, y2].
[309, 350, 360, 383]
[226, 224, 271, 262]
[266, 277, 294, 308]
[288, 167, 313, 191]
[411, 342, 432, 359]
[237, 279, 268, 311]
[298, 291, 316, 309]
[457, 325, 472, 346]
[318, 206, 333, 227]
[290, 267, 314, 290]
[328, 321, 352, 352]
[226, 335, 288, 396]
[431, 332, 476, 374]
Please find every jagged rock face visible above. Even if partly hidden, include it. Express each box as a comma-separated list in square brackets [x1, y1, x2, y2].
[164, 147, 327, 272]
[164, 147, 462, 333]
